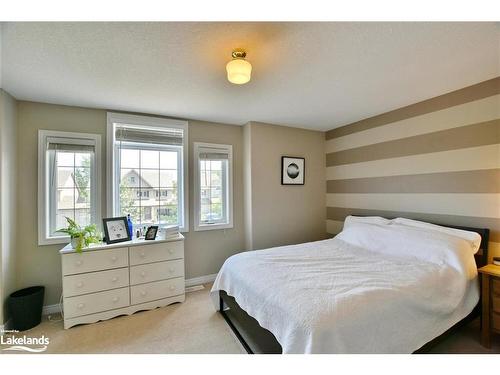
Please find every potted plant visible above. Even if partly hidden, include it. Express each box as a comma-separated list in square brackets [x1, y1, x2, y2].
[57, 217, 102, 253]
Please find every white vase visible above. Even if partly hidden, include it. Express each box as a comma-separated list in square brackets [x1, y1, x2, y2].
[71, 237, 80, 249]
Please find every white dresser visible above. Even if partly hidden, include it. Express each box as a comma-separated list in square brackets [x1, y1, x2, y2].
[60, 235, 185, 329]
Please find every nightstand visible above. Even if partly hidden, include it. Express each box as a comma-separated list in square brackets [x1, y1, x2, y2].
[478, 265, 500, 348]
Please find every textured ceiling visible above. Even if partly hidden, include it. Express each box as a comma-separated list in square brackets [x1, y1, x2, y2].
[1, 22, 499, 130]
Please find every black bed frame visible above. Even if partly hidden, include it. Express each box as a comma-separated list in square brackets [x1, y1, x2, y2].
[219, 224, 490, 354]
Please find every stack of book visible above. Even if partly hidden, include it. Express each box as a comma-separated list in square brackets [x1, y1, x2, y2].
[164, 225, 180, 240]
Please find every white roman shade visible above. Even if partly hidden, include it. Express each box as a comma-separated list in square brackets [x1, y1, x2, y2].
[198, 146, 230, 160]
[115, 124, 184, 146]
[46, 136, 96, 152]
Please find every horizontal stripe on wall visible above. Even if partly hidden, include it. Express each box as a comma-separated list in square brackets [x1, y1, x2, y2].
[327, 169, 500, 194]
[326, 77, 500, 140]
[326, 119, 500, 166]
[326, 94, 500, 153]
[326, 144, 500, 181]
[326, 207, 500, 242]
[326, 193, 500, 218]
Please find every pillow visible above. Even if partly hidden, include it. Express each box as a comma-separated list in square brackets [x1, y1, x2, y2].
[392, 218, 481, 254]
[336, 221, 477, 277]
[343, 215, 391, 229]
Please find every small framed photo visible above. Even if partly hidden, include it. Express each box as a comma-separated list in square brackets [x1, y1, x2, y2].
[102, 217, 131, 244]
[145, 226, 158, 241]
[281, 156, 305, 185]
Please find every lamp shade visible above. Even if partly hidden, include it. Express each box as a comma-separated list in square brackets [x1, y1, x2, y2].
[226, 58, 252, 84]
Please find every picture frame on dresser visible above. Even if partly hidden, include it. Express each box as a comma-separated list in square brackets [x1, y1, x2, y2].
[145, 225, 158, 240]
[103, 216, 132, 244]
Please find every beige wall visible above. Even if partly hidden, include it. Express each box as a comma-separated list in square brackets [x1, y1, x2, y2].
[0, 89, 18, 325]
[16, 102, 107, 306]
[243, 122, 253, 250]
[245, 121, 327, 250]
[325, 77, 500, 262]
[184, 120, 245, 279]
[15, 102, 247, 305]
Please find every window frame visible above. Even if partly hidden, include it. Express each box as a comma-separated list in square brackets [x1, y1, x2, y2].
[38, 130, 102, 245]
[106, 112, 189, 232]
[193, 142, 233, 232]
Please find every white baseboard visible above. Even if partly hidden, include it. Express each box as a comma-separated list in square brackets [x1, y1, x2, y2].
[40, 275, 217, 315]
[185, 273, 217, 287]
[42, 304, 60, 316]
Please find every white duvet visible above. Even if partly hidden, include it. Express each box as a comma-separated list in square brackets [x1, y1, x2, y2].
[210, 221, 480, 353]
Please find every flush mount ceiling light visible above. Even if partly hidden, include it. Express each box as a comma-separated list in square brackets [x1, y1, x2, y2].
[226, 50, 252, 85]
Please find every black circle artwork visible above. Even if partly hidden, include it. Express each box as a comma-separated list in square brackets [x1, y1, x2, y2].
[287, 163, 300, 179]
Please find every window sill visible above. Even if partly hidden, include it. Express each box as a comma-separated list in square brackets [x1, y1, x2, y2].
[38, 235, 71, 246]
[194, 223, 233, 232]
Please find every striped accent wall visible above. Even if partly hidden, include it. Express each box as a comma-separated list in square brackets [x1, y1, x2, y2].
[325, 77, 500, 262]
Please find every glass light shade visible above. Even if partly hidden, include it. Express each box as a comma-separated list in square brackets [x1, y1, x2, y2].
[226, 58, 252, 84]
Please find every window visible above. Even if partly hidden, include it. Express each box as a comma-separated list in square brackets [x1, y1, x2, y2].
[194, 143, 233, 231]
[38, 130, 101, 245]
[107, 113, 188, 231]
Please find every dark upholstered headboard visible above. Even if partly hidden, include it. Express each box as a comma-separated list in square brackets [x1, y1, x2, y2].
[443, 224, 489, 268]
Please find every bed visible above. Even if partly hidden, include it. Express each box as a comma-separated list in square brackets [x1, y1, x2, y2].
[210, 216, 489, 354]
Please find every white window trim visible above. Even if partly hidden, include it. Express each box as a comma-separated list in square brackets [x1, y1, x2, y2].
[38, 130, 102, 246]
[106, 112, 189, 232]
[193, 142, 233, 232]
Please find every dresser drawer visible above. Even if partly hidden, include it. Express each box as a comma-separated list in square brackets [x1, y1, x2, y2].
[64, 287, 130, 319]
[63, 268, 129, 297]
[492, 293, 500, 313]
[129, 241, 183, 266]
[492, 278, 500, 295]
[130, 277, 184, 305]
[130, 259, 184, 285]
[62, 247, 129, 275]
[492, 312, 500, 331]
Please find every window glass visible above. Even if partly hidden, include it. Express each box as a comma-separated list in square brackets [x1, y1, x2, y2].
[50, 149, 95, 236]
[117, 145, 182, 228]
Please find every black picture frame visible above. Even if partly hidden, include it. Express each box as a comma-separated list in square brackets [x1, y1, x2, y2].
[145, 226, 158, 240]
[281, 156, 305, 185]
[102, 217, 132, 244]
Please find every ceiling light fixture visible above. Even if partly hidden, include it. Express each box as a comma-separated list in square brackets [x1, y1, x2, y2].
[226, 50, 252, 85]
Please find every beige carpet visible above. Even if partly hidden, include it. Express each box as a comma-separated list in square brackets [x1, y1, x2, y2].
[2, 284, 244, 354]
[2, 284, 499, 354]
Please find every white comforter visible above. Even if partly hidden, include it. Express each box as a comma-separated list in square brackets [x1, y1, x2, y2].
[210, 225, 479, 353]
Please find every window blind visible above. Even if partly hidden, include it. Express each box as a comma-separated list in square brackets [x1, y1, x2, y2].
[198, 147, 229, 160]
[115, 124, 184, 146]
[46, 136, 95, 152]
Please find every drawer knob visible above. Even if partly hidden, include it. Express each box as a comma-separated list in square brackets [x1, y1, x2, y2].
[168, 249, 174, 254]
[76, 260, 83, 266]
[140, 252, 146, 258]
[169, 286, 175, 291]
[140, 291, 147, 296]
[111, 277, 118, 282]
[140, 271, 146, 278]
[112, 297, 120, 303]
[168, 268, 174, 273]
[77, 303, 85, 309]
[76, 282, 84, 288]
[111, 256, 118, 262]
